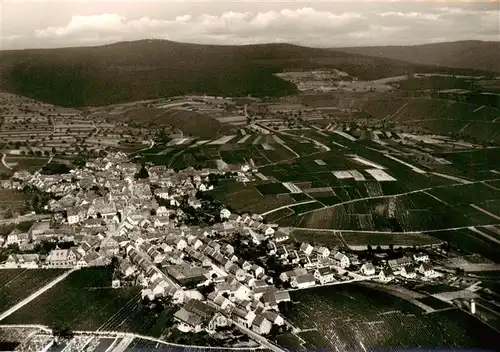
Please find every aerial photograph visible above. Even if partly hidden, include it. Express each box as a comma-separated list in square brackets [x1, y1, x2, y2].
[0, 0, 499, 351]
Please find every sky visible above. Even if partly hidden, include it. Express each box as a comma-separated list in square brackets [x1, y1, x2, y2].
[0, 0, 498, 50]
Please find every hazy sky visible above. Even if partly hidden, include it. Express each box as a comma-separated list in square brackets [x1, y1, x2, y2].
[0, 0, 498, 50]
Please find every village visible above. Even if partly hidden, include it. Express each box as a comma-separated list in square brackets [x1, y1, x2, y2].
[0, 151, 450, 346]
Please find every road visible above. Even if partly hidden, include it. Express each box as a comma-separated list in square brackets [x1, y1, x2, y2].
[1, 325, 266, 351]
[468, 226, 500, 246]
[260, 200, 317, 217]
[283, 276, 372, 292]
[231, 320, 287, 352]
[470, 204, 500, 221]
[0, 213, 52, 224]
[285, 223, 500, 235]
[1, 153, 12, 170]
[0, 268, 78, 322]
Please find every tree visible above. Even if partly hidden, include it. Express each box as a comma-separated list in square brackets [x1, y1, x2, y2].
[135, 163, 149, 179]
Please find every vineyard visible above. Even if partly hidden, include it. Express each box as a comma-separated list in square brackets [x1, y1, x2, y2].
[2, 268, 140, 331]
[279, 285, 500, 351]
[0, 269, 66, 313]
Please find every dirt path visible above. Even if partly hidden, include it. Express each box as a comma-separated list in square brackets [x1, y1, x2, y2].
[1, 153, 12, 170]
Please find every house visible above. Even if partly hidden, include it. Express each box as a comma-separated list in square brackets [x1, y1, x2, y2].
[291, 274, 316, 289]
[84, 250, 106, 267]
[418, 263, 437, 278]
[4, 254, 40, 268]
[388, 256, 412, 270]
[314, 246, 330, 259]
[263, 226, 275, 236]
[120, 259, 135, 277]
[5, 229, 27, 247]
[46, 248, 77, 267]
[273, 230, 289, 243]
[267, 242, 278, 255]
[299, 242, 314, 256]
[220, 208, 231, 219]
[263, 310, 285, 326]
[249, 264, 265, 279]
[279, 268, 308, 283]
[174, 308, 203, 332]
[379, 267, 394, 283]
[251, 315, 272, 335]
[156, 206, 169, 216]
[66, 208, 80, 225]
[413, 253, 430, 263]
[360, 262, 376, 276]
[231, 307, 256, 328]
[153, 217, 170, 228]
[400, 265, 417, 279]
[333, 252, 350, 268]
[314, 267, 335, 284]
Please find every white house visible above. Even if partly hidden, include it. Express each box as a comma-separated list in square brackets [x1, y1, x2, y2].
[418, 263, 437, 278]
[46, 248, 77, 268]
[263, 226, 275, 236]
[176, 238, 188, 251]
[413, 253, 430, 263]
[378, 267, 394, 283]
[299, 242, 314, 256]
[220, 208, 231, 219]
[314, 247, 330, 259]
[314, 267, 335, 284]
[361, 262, 376, 276]
[251, 315, 272, 335]
[400, 265, 417, 279]
[66, 208, 80, 225]
[334, 252, 350, 268]
[291, 274, 316, 289]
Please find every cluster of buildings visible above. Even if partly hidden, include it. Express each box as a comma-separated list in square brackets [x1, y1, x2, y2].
[0, 152, 444, 341]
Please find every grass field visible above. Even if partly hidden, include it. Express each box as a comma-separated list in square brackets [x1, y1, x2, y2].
[0, 269, 67, 313]
[279, 285, 500, 351]
[2, 268, 140, 331]
[4, 157, 50, 173]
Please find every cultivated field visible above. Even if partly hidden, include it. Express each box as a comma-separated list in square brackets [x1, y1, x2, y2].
[0, 269, 67, 313]
[2, 268, 140, 331]
[279, 285, 500, 351]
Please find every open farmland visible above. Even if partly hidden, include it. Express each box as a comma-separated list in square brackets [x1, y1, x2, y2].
[289, 229, 345, 247]
[0, 269, 66, 313]
[210, 180, 296, 214]
[279, 285, 500, 351]
[425, 228, 500, 262]
[2, 268, 140, 331]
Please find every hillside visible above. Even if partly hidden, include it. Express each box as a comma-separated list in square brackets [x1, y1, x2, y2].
[336, 41, 500, 73]
[0, 40, 494, 107]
